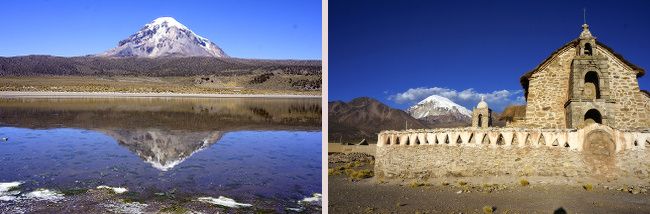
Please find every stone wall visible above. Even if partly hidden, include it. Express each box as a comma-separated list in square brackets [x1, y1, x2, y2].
[375, 124, 650, 180]
[375, 144, 650, 180]
[599, 47, 650, 129]
[523, 47, 575, 128]
[522, 44, 650, 130]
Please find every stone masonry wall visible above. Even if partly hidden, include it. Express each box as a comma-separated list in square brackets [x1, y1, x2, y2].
[522, 45, 650, 130]
[375, 145, 650, 180]
[599, 47, 650, 129]
[523, 47, 575, 128]
[375, 124, 650, 180]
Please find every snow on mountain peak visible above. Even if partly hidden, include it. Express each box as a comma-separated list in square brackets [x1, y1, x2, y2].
[417, 95, 454, 106]
[407, 95, 472, 119]
[146, 17, 188, 30]
[99, 17, 228, 58]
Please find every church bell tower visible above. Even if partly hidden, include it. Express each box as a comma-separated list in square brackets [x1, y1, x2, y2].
[565, 23, 612, 128]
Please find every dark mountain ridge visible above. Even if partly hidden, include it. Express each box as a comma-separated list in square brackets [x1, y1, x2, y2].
[0, 55, 321, 76]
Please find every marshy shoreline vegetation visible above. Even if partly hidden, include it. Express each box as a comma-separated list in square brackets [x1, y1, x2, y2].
[0, 183, 321, 213]
[0, 55, 322, 96]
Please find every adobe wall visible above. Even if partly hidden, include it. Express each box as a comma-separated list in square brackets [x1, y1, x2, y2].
[375, 124, 650, 181]
[523, 47, 575, 129]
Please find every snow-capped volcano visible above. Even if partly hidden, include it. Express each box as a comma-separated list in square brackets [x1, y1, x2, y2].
[407, 95, 472, 124]
[99, 17, 228, 58]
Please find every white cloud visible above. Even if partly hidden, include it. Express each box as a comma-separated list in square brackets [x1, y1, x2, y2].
[388, 87, 525, 111]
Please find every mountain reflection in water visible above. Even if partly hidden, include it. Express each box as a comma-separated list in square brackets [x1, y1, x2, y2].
[104, 129, 224, 171]
[0, 97, 321, 208]
[0, 98, 320, 171]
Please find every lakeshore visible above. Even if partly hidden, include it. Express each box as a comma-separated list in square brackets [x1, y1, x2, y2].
[0, 91, 321, 99]
[0, 97, 322, 212]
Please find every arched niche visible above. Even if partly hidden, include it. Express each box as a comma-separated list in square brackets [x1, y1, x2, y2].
[584, 109, 603, 124]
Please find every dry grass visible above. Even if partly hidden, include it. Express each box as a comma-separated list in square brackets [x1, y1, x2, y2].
[328, 168, 342, 176]
[483, 205, 495, 214]
[0, 76, 320, 95]
[408, 181, 429, 188]
[519, 178, 530, 186]
[499, 105, 526, 121]
[363, 207, 375, 213]
[159, 204, 189, 214]
[346, 169, 373, 180]
[583, 184, 594, 191]
[329, 158, 374, 181]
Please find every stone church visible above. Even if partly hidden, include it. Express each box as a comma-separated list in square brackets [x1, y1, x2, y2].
[375, 23, 650, 181]
[511, 23, 650, 130]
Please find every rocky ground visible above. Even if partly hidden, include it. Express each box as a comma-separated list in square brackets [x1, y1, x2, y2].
[0, 187, 321, 214]
[328, 152, 650, 214]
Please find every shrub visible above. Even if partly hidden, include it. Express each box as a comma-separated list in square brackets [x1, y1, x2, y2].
[249, 73, 274, 84]
[519, 179, 530, 186]
[328, 168, 341, 176]
[483, 205, 494, 214]
[160, 204, 189, 214]
[409, 181, 427, 188]
[346, 169, 374, 180]
[583, 184, 593, 191]
[61, 188, 88, 196]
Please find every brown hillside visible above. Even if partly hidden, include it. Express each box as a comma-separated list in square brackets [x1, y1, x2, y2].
[328, 97, 426, 144]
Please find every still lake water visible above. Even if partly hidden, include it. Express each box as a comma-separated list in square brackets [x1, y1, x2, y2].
[0, 97, 321, 210]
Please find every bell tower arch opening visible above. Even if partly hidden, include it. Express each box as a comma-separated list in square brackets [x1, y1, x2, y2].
[584, 43, 593, 56]
[584, 71, 601, 99]
[584, 109, 602, 124]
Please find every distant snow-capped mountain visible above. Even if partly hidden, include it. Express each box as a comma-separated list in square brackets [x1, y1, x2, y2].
[99, 17, 228, 58]
[407, 95, 472, 124]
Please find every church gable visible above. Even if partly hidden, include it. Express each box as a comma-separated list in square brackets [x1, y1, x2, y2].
[522, 45, 574, 128]
[519, 24, 649, 130]
[521, 40, 645, 99]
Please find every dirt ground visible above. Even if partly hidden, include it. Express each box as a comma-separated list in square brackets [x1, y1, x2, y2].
[328, 152, 650, 214]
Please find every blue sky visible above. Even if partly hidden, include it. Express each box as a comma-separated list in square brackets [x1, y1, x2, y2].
[0, 0, 321, 59]
[329, 0, 650, 111]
